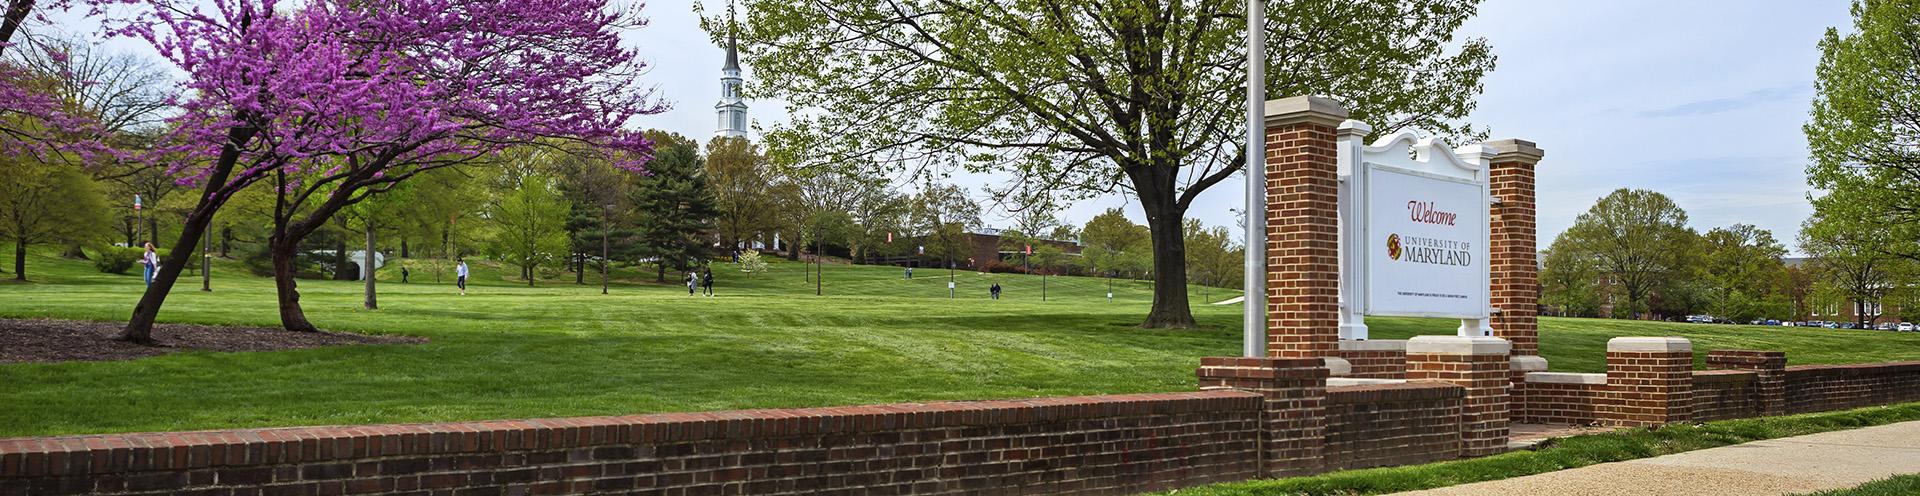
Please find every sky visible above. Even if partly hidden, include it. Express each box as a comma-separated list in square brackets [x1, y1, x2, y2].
[637, 0, 1850, 252]
[50, 0, 1853, 252]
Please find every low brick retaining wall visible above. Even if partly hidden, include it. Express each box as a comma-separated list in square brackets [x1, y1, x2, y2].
[1323, 382, 1463, 470]
[7, 343, 1920, 496]
[0, 392, 1263, 496]
[1784, 361, 1920, 414]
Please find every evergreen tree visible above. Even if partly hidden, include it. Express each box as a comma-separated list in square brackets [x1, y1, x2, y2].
[627, 131, 721, 281]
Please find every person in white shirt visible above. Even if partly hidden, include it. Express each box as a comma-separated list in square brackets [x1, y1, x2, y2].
[455, 258, 469, 296]
[140, 243, 160, 287]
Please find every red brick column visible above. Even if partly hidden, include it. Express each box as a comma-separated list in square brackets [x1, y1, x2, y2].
[1264, 96, 1348, 364]
[1707, 350, 1788, 416]
[1198, 357, 1332, 477]
[1485, 139, 1544, 357]
[1605, 337, 1694, 426]
[1406, 336, 1512, 457]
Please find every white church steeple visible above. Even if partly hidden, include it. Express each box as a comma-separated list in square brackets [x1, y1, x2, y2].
[715, 4, 748, 139]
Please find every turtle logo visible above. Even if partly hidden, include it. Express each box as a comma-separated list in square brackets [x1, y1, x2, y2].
[1386, 233, 1403, 260]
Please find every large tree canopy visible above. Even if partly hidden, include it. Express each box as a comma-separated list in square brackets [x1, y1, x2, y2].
[714, 0, 1494, 327]
[1807, 0, 1920, 264]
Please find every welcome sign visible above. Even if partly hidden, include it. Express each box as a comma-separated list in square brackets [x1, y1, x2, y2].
[1363, 165, 1489, 318]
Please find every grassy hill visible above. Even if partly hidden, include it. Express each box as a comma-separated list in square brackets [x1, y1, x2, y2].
[1, 246, 1917, 437]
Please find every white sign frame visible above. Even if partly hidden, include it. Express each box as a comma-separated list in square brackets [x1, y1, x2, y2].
[1337, 122, 1496, 339]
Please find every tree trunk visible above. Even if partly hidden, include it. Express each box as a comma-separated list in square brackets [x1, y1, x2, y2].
[201, 224, 211, 291]
[364, 221, 377, 310]
[120, 123, 257, 345]
[220, 227, 232, 258]
[656, 261, 665, 282]
[333, 239, 351, 280]
[270, 239, 320, 332]
[400, 238, 408, 259]
[1136, 184, 1196, 328]
[576, 253, 585, 284]
[13, 239, 24, 280]
[526, 264, 534, 287]
[147, 217, 159, 246]
[0, 0, 34, 53]
[123, 218, 135, 247]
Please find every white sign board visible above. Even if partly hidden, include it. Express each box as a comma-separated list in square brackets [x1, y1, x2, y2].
[1362, 165, 1489, 318]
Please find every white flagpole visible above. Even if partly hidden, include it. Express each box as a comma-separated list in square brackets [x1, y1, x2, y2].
[1243, 0, 1266, 358]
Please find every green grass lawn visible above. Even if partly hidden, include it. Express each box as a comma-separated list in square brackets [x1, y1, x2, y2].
[1, 246, 1917, 438]
[1798, 474, 1920, 496]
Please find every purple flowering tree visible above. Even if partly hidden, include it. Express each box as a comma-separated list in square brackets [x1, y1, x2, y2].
[87, 0, 665, 343]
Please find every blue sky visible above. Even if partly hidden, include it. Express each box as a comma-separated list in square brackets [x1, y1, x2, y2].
[54, 0, 1850, 252]
[642, 0, 1847, 251]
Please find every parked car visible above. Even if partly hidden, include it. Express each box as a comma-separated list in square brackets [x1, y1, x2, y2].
[1876, 322, 1895, 331]
[1766, 319, 1782, 326]
[1839, 322, 1856, 329]
[1901, 322, 1916, 332]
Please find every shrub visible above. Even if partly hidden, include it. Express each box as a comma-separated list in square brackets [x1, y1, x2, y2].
[91, 247, 141, 274]
[981, 259, 1030, 274]
[738, 250, 768, 275]
[91, 246, 168, 274]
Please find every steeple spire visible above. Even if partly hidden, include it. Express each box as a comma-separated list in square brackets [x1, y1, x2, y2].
[723, 2, 740, 72]
[714, 0, 749, 139]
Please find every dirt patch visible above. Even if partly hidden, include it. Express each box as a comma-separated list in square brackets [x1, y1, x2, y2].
[0, 318, 425, 364]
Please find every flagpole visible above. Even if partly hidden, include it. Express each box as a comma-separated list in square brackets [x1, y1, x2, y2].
[1242, 0, 1266, 359]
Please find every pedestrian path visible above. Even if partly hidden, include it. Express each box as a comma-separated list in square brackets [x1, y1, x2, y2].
[1394, 420, 1920, 495]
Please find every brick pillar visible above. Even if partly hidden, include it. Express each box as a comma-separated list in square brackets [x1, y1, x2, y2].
[1406, 336, 1512, 457]
[1707, 350, 1788, 416]
[1485, 139, 1544, 357]
[1605, 337, 1693, 426]
[1198, 357, 1331, 477]
[1264, 96, 1348, 366]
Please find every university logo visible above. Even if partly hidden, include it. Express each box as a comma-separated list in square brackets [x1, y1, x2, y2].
[1386, 233, 1402, 261]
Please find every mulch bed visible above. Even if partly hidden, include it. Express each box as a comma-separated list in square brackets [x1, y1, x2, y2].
[0, 318, 426, 364]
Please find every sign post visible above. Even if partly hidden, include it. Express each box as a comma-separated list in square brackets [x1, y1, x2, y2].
[1242, 0, 1266, 358]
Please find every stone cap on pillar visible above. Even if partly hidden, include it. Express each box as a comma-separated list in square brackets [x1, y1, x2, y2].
[1406, 335, 1512, 356]
[1510, 355, 1549, 372]
[1607, 337, 1692, 353]
[1265, 96, 1348, 128]
[1484, 138, 1545, 164]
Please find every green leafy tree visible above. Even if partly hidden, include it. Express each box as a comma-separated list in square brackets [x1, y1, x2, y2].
[1552, 189, 1699, 320]
[1806, 0, 1920, 265]
[705, 137, 778, 251]
[0, 158, 110, 279]
[1700, 224, 1789, 322]
[712, 0, 1495, 328]
[341, 183, 413, 309]
[1183, 218, 1242, 304]
[489, 174, 572, 287]
[627, 131, 721, 281]
[911, 181, 981, 283]
[1082, 208, 1151, 299]
[1800, 211, 1913, 327]
[1539, 236, 1603, 317]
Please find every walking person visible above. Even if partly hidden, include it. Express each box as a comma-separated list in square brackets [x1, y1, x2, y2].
[455, 258, 469, 296]
[686, 271, 696, 296]
[401, 266, 410, 284]
[140, 243, 160, 287]
[702, 268, 714, 297]
[990, 282, 1001, 300]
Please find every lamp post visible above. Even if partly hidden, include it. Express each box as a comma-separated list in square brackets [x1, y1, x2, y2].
[1242, 0, 1266, 358]
[602, 203, 613, 295]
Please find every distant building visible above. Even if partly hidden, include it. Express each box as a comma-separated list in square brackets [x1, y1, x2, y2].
[714, 19, 748, 139]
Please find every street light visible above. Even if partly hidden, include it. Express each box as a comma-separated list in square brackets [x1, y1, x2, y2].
[602, 203, 613, 295]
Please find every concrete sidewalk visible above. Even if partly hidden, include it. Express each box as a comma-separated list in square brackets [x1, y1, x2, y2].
[1395, 420, 1920, 496]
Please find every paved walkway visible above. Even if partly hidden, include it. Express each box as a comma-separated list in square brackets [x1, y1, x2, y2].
[1396, 420, 1920, 496]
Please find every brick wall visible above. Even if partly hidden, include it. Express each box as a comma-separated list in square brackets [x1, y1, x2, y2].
[1784, 361, 1920, 414]
[1690, 370, 1760, 421]
[1513, 376, 1607, 425]
[0, 392, 1265, 496]
[1336, 341, 1408, 380]
[1323, 383, 1463, 471]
